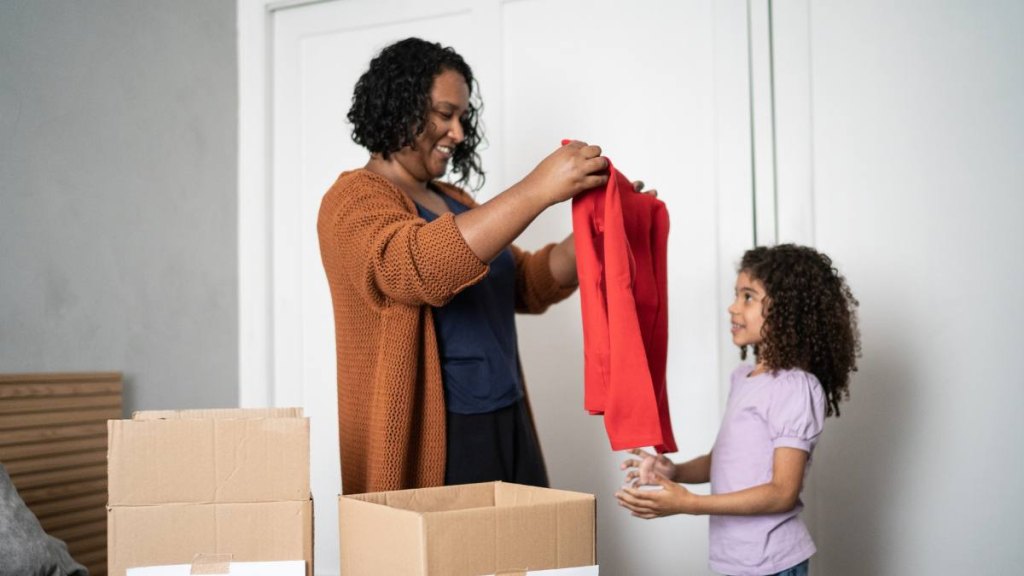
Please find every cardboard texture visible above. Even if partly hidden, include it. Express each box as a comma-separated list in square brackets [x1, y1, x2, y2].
[107, 408, 312, 576]
[339, 482, 596, 576]
[108, 408, 308, 505]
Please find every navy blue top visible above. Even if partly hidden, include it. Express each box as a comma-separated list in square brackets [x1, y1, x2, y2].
[414, 191, 523, 414]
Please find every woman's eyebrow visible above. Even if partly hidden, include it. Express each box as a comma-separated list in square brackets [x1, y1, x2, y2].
[433, 101, 467, 113]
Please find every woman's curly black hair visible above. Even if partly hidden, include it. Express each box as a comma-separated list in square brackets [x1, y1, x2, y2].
[739, 244, 861, 417]
[347, 37, 485, 190]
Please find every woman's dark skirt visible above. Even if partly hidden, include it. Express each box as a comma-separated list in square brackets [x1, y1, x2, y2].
[444, 398, 549, 487]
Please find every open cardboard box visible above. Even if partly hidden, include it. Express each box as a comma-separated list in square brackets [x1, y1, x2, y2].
[107, 408, 313, 576]
[339, 481, 597, 575]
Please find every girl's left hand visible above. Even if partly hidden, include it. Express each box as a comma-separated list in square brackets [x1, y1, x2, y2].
[615, 471, 697, 519]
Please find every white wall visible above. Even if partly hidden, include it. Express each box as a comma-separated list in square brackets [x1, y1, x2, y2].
[773, 1, 1024, 572]
[0, 0, 238, 412]
[503, 2, 723, 574]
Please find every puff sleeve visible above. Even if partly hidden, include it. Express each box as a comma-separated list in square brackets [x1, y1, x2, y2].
[767, 371, 827, 453]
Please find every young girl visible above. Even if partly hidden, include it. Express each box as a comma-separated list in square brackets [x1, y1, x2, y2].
[616, 244, 860, 576]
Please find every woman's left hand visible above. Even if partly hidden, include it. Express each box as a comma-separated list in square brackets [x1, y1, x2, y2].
[631, 180, 658, 198]
[615, 471, 696, 519]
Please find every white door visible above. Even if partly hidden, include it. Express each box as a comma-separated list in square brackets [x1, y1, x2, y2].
[266, 1, 755, 574]
[271, 4, 488, 576]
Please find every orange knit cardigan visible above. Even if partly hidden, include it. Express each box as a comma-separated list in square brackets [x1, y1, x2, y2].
[318, 169, 576, 494]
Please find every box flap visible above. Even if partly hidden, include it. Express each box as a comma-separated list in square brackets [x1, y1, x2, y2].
[389, 481, 495, 512]
[132, 407, 304, 420]
[108, 413, 309, 505]
[338, 496, 424, 574]
[421, 498, 596, 574]
[109, 500, 313, 576]
[494, 483, 596, 567]
[494, 483, 594, 507]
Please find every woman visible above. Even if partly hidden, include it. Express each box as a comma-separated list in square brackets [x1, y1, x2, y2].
[318, 37, 614, 495]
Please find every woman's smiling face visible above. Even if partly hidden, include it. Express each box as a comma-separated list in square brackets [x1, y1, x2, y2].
[393, 68, 469, 183]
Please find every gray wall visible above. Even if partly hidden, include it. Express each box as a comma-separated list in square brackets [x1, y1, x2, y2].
[0, 0, 238, 413]
[800, 1, 1024, 572]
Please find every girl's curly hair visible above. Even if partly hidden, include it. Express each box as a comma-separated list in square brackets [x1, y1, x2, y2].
[740, 244, 861, 417]
[347, 37, 485, 190]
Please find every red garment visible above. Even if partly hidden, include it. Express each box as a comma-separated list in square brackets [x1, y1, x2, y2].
[572, 158, 677, 453]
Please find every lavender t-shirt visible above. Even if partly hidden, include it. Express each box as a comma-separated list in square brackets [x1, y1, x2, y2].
[709, 365, 825, 576]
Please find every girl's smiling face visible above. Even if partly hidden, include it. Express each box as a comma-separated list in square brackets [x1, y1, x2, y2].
[729, 271, 767, 348]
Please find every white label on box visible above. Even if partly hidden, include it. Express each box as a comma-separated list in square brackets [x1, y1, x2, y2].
[493, 567, 599, 576]
[127, 560, 305, 576]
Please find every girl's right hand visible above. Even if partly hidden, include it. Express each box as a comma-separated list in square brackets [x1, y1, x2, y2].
[620, 448, 675, 486]
[522, 140, 608, 206]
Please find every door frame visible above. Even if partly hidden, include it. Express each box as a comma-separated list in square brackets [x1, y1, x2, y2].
[239, 0, 328, 407]
[238, 0, 272, 407]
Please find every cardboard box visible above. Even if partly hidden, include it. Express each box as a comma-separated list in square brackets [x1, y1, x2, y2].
[107, 408, 313, 576]
[339, 482, 596, 576]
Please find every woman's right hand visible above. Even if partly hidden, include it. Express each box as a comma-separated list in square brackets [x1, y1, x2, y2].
[522, 140, 608, 206]
[621, 448, 676, 487]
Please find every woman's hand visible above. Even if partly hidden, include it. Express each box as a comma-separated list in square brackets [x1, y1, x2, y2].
[522, 140, 608, 206]
[631, 180, 658, 198]
[615, 471, 698, 518]
[621, 447, 675, 486]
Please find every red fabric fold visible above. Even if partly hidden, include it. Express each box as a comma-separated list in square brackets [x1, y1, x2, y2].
[571, 155, 677, 453]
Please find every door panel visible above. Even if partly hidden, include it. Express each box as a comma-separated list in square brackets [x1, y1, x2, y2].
[273, 4, 482, 575]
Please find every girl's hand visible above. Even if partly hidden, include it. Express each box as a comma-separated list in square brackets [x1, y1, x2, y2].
[615, 471, 697, 518]
[620, 447, 675, 486]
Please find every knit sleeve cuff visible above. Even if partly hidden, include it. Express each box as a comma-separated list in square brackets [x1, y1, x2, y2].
[427, 212, 489, 298]
[516, 243, 578, 313]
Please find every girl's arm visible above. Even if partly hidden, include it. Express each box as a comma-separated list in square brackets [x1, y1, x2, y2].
[673, 452, 712, 484]
[616, 447, 807, 518]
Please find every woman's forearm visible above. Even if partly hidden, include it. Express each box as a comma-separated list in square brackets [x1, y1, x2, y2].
[454, 141, 607, 263]
[454, 181, 549, 263]
[548, 234, 577, 287]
